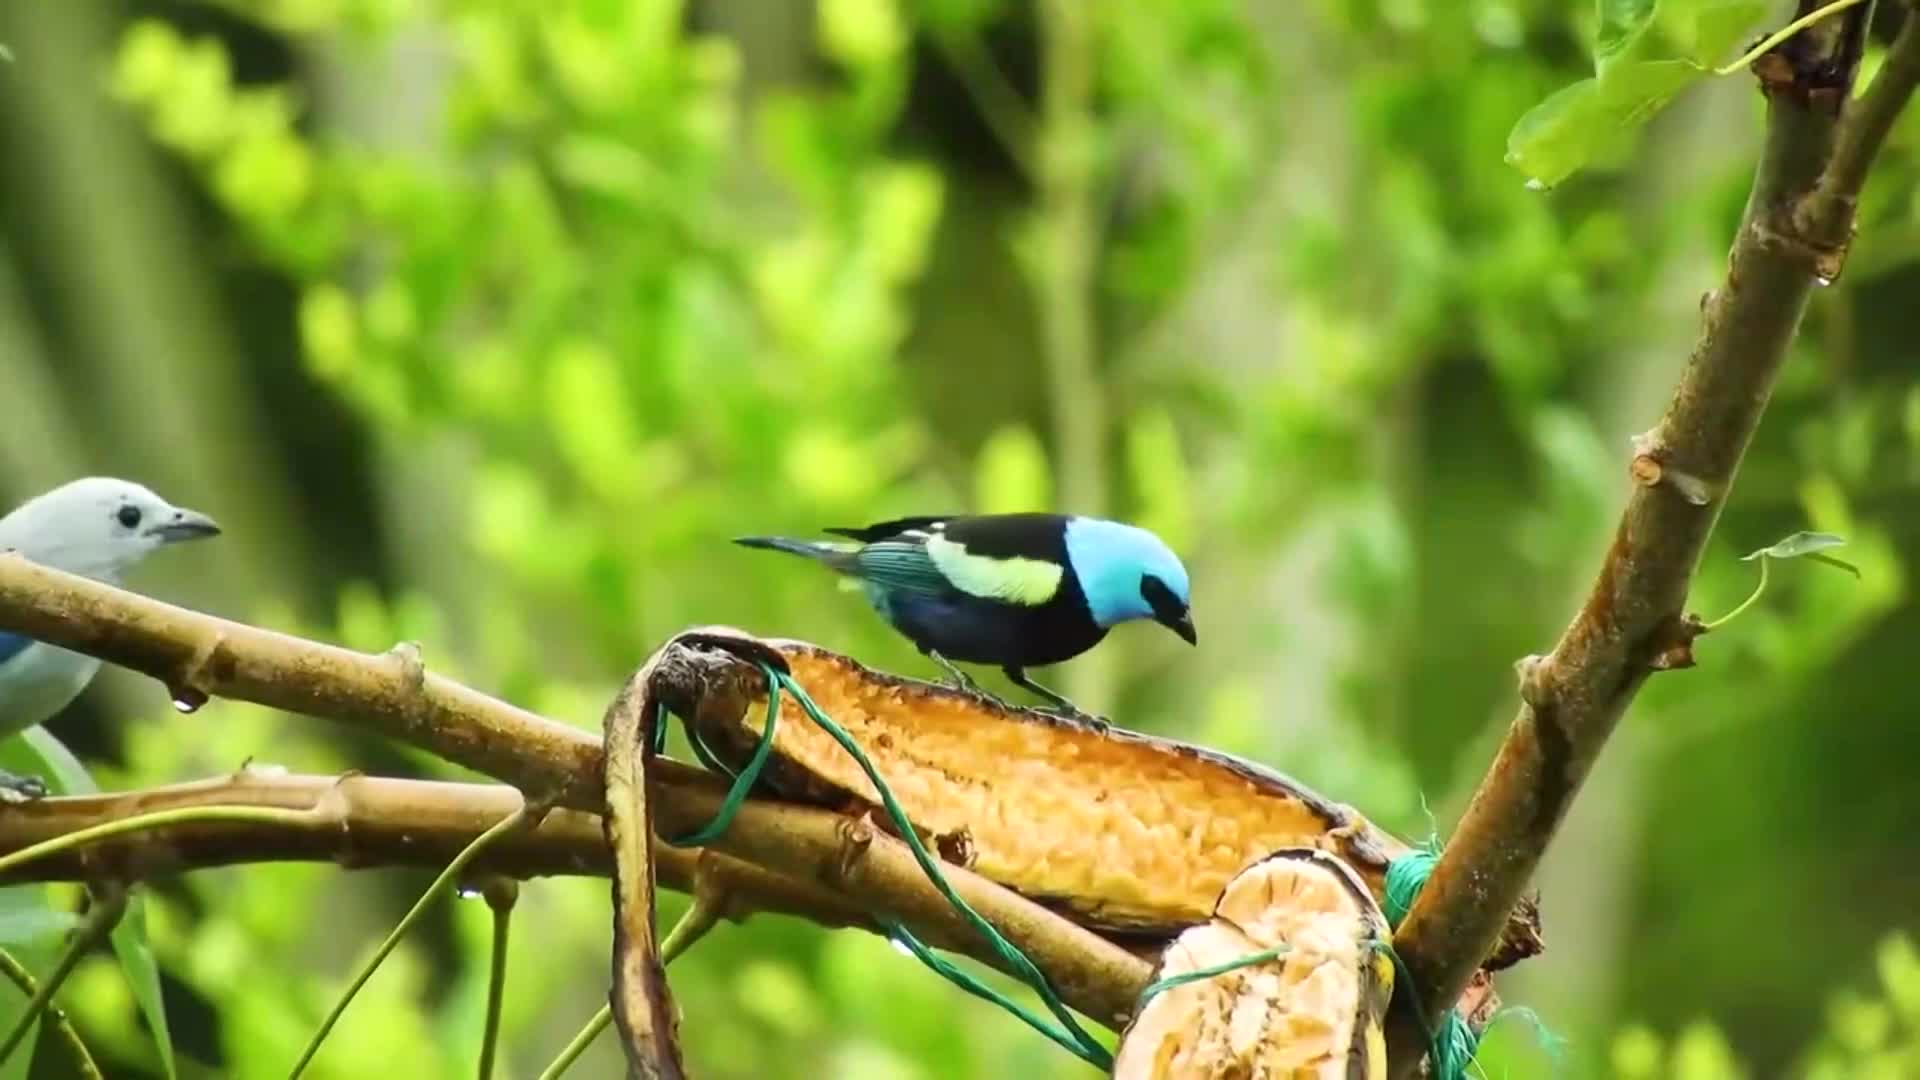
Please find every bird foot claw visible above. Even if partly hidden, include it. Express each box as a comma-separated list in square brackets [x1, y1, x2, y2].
[1037, 703, 1111, 732]
[950, 678, 1016, 713]
[925, 651, 1017, 710]
[0, 772, 49, 805]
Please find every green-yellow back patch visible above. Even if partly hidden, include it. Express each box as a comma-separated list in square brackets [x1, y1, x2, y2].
[926, 535, 1063, 605]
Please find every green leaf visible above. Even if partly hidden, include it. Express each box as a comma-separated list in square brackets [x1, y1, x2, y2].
[1506, 60, 1703, 188]
[0, 895, 77, 950]
[1512, 0, 1768, 187]
[1508, 79, 1602, 189]
[4, 730, 176, 1078]
[17, 727, 97, 795]
[1596, 0, 1660, 72]
[109, 898, 176, 1080]
[1742, 531, 1861, 578]
[1673, 0, 1769, 67]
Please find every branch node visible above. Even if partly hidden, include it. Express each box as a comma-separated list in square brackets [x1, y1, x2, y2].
[1753, 49, 1799, 91]
[1629, 430, 1716, 505]
[520, 791, 558, 830]
[231, 758, 288, 781]
[1645, 613, 1709, 672]
[1749, 216, 1852, 284]
[478, 874, 520, 913]
[689, 850, 743, 923]
[934, 826, 975, 868]
[1513, 654, 1553, 709]
[170, 630, 228, 713]
[832, 812, 878, 887]
[385, 641, 427, 693]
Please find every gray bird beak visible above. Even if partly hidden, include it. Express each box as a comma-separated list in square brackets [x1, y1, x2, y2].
[1160, 610, 1197, 646]
[147, 508, 222, 543]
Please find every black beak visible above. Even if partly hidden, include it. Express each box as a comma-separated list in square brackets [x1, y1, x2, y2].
[148, 509, 221, 543]
[1160, 609, 1197, 646]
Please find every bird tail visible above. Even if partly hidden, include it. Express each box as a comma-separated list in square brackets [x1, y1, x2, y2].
[733, 535, 860, 573]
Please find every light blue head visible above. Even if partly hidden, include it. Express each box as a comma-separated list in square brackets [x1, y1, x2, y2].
[1062, 517, 1196, 643]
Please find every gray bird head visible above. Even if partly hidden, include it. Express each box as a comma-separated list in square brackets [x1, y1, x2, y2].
[0, 478, 221, 582]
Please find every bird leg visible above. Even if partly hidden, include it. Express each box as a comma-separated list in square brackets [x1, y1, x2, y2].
[1002, 667, 1109, 731]
[924, 650, 1013, 710]
[0, 770, 48, 805]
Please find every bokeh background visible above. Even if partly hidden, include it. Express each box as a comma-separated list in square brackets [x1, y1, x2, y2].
[2, 0, 1919, 1076]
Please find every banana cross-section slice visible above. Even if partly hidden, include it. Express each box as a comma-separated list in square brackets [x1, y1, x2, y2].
[1112, 848, 1394, 1080]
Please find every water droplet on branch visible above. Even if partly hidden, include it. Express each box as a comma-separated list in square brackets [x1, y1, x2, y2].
[169, 686, 209, 714]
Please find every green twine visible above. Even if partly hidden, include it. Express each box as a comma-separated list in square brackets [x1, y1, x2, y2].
[1383, 844, 1439, 926]
[1133, 946, 1289, 1006]
[662, 665, 1113, 1070]
[1382, 842, 1565, 1076]
[882, 920, 1111, 1063]
[1381, 842, 1481, 1080]
[661, 685, 781, 849]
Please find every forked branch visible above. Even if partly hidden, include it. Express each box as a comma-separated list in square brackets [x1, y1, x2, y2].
[1383, 5, 1920, 1072]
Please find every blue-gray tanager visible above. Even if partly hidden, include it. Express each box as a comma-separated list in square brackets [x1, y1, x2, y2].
[0, 478, 220, 799]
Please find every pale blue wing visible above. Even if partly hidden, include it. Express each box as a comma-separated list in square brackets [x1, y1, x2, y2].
[0, 632, 30, 667]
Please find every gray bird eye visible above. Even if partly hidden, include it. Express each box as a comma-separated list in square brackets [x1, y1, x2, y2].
[116, 505, 143, 529]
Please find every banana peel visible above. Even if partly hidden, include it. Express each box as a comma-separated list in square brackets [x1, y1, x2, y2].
[655, 630, 1543, 974]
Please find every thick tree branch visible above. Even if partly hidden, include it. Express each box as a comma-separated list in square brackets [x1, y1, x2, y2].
[1383, 6, 1917, 1073]
[0, 771, 1161, 1017]
[0, 553, 608, 805]
[0, 562, 1153, 1024]
[0, 771, 873, 929]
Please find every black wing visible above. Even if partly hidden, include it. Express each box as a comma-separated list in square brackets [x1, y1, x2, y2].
[823, 515, 959, 543]
[937, 513, 1073, 562]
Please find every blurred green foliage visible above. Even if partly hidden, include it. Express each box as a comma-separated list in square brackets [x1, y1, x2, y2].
[0, 0, 1916, 1076]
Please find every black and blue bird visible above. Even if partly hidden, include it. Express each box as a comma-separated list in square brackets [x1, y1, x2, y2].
[735, 513, 1195, 716]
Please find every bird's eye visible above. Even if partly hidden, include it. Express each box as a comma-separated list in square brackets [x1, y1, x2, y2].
[116, 505, 143, 530]
[1140, 575, 1175, 614]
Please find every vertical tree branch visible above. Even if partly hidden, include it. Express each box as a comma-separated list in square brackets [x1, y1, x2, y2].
[1383, 5, 1916, 1073]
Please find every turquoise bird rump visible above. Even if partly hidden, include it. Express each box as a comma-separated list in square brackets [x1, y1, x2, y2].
[734, 512, 1195, 716]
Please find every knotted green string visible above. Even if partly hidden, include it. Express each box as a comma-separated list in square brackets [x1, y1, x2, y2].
[1380, 840, 1484, 1080]
[1133, 946, 1289, 1006]
[1384, 845, 1439, 926]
